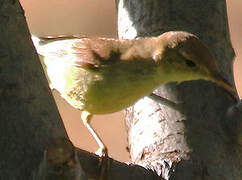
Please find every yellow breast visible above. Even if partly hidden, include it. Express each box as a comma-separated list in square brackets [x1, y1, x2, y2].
[55, 60, 161, 114]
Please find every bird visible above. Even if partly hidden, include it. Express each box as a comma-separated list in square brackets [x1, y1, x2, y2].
[32, 31, 234, 157]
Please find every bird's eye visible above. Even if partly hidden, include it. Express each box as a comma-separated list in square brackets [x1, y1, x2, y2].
[185, 59, 196, 67]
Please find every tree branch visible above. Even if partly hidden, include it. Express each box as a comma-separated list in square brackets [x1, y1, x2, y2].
[117, 0, 242, 179]
[34, 138, 162, 180]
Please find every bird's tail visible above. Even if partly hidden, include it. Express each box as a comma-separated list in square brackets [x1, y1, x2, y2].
[31, 35, 53, 87]
[31, 35, 50, 56]
[31, 34, 86, 46]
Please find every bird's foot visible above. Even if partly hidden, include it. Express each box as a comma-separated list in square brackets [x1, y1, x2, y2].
[96, 147, 111, 180]
[95, 146, 108, 157]
[149, 93, 183, 112]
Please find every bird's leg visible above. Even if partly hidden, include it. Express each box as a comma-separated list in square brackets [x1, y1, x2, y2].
[148, 93, 183, 112]
[81, 111, 108, 157]
[81, 111, 110, 180]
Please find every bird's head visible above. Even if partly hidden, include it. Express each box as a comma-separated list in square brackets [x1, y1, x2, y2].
[152, 31, 234, 92]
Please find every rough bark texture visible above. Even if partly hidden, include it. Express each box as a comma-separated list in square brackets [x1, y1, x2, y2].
[34, 138, 161, 180]
[117, 0, 242, 179]
[1, 0, 241, 179]
[0, 1, 67, 179]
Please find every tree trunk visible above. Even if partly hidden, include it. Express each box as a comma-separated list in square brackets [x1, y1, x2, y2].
[0, 1, 67, 179]
[117, 0, 242, 179]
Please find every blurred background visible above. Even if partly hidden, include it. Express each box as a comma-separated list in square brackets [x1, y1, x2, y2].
[20, 0, 241, 162]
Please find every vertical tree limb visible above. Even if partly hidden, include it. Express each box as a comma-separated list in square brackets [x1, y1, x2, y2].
[116, 0, 242, 179]
[0, 1, 67, 179]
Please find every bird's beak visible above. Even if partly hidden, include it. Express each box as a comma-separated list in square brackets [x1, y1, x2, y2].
[211, 73, 235, 92]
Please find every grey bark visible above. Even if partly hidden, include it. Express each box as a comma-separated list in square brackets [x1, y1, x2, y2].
[116, 0, 242, 180]
[1, 0, 241, 179]
[0, 1, 67, 179]
[33, 138, 161, 180]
